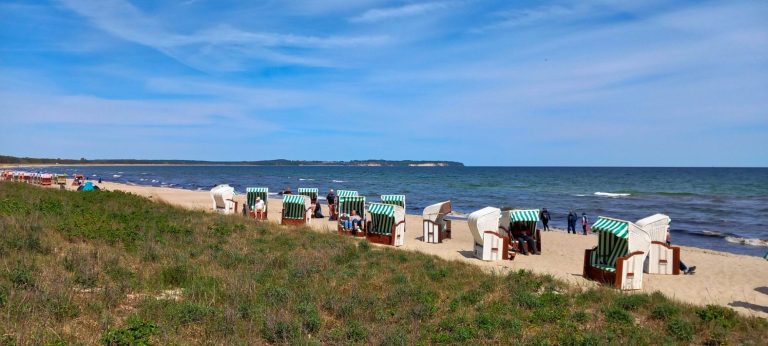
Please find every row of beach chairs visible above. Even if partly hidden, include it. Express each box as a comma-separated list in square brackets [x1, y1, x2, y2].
[210, 184, 677, 290]
[1, 170, 66, 186]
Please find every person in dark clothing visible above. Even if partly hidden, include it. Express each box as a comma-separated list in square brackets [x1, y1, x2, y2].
[511, 222, 539, 255]
[98, 177, 103, 184]
[313, 198, 324, 218]
[666, 233, 696, 274]
[567, 210, 577, 234]
[326, 189, 337, 221]
[539, 208, 551, 231]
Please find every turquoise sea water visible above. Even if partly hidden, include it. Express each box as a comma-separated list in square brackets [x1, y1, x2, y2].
[28, 166, 768, 257]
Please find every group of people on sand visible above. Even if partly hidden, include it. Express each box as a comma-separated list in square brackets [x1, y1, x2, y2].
[538, 208, 591, 235]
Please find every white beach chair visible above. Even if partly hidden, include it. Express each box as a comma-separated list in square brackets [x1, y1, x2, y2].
[422, 201, 452, 243]
[468, 207, 509, 261]
[583, 217, 651, 290]
[636, 214, 679, 275]
[210, 184, 237, 214]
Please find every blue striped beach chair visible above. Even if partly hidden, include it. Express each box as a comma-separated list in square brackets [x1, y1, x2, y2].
[367, 203, 406, 246]
[246, 187, 269, 220]
[337, 195, 366, 236]
[422, 201, 452, 243]
[499, 209, 541, 257]
[583, 217, 651, 290]
[636, 214, 680, 275]
[281, 194, 312, 226]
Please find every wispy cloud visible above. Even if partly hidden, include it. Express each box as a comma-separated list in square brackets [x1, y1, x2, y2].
[350, 1, 454, 23]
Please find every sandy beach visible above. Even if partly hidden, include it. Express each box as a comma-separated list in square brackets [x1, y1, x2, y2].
[39, 180, 768, 318]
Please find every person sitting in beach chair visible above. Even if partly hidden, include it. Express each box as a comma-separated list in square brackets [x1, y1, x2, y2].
[341, 210, 363, 233]
[468, 207, 510, 261]
[583, 216, 650, 290]
[245, 187, 269, 220]
[510, 221, 539, 255]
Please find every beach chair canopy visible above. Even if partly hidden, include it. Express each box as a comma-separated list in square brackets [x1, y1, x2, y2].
[635, 213, 670, 243]
[380, 195, 406, 209]
[338, 196, 365, 216]
[590, 217, 650, 272]
[283, 194, 310, 219]
[368, 203, 405, 236]
[298, 188, 319, 200]
[499, 209, 539, 237]
[246, 187, 269, 208]
[336, 190, 358, 198]
[468, 207, 501, 246]
[423, 201, 451, 221]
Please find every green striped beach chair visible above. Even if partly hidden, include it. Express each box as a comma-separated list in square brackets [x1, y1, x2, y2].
[499, 209, 541, 256]
[583, 217, 651, 290]
[281, 194, 312, 226]
[366, 203, 406, 246]
[381, 194, 406, 231]
[298, 188, 319, 201]
[246, 187, 269, 220]
[422, 201, 452, 243]
[636, 214, 680, 275]
[337, 195, 366, 236]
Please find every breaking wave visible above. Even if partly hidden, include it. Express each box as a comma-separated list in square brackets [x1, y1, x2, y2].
[594, 192, 631, 198]
[725, 237, 768, 247]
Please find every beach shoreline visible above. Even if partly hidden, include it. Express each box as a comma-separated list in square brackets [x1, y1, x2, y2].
[18, 178, 766, 319]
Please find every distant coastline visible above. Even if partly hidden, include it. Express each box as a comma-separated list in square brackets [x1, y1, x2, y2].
[0, 155, 463, 168]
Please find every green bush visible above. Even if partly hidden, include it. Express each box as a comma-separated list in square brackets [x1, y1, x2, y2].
[650, 303, 679, 320]
[100, 316, 157, 346]
[603, 305, 634, 324]
[667, 318, 695, 342]
[8, 263, 35, 288]
[614, 294, 650, 311]
[697, 305, 736, 329]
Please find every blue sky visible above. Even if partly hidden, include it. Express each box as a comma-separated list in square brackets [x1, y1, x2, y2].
[0, 0, 766, 166]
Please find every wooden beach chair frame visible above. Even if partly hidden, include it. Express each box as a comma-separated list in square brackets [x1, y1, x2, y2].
[636, 214, 680, 275]
[422, 201, 452, 243]
[245, 187, 269, 220]
[499, 209, 541, 257]
[337, 194, 366, 237]
[281, 194, 312, 226]
[583, 217, 651, 290]
[366, 203, 406, 246]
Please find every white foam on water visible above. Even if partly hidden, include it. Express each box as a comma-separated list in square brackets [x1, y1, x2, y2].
[573, 194, 588, 197]
[725, 236, 768, 247]
[113, 174, 121, 178]
[594, 192, 631, 197]
[332, 180, 346, 183]
[299, 178, 314, 181]
[151, 179, 159, 183]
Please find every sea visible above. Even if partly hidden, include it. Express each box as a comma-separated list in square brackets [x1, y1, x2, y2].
[21, 166, 768, 257]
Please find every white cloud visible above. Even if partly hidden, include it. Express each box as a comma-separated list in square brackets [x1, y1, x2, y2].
[350, 1, 454, 23]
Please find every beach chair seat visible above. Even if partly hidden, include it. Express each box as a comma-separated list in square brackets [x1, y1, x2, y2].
[469, 207, 509, 261]
[636, 214, 679, 275]
[281, 194, 312, 226]
[210, 184, 238, 214]
[366, 203, 406, 246]
[245, 187, 269, 220]
[337, 195, 366, 236]
[422, 201, 452, 243]
[499, 209, 541, 257]
[583, 217, 650, 290]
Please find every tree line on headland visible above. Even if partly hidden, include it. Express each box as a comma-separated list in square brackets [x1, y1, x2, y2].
[0, 155, 464, 167]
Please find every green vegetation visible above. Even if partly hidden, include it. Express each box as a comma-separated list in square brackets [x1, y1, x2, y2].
[0, 182, 765, 344]
[0, 155, 463, 167]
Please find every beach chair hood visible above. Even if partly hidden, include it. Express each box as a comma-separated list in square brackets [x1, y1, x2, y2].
[635, 213, 671, 243]
[468, 207, 501, 246]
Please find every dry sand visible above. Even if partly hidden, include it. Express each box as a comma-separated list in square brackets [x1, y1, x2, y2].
[37, 180, 768, 318]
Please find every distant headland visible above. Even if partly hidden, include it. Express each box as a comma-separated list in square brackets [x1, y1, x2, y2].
[0, 155, 464, 167]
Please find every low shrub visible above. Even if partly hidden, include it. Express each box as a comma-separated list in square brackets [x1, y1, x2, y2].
[667, 318, 695, 342]
[100, 316, 158, 346]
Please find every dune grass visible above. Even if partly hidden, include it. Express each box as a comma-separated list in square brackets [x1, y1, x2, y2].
[0, 182, 766, 345]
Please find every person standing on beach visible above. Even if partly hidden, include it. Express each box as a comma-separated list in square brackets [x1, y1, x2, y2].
[326, 189, 337, 221]
[581, 212, 590, 235]
[539, 208, 551, 231]
[567, 210, 577, 234]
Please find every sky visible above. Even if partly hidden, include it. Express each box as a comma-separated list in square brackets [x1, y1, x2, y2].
[0, 0, 766, 166]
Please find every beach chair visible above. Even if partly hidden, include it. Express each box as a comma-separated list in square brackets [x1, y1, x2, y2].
[298, 187, 319, 216]
[281, 194, 312, 226]
[245, 187, 269, 220]
[583, 217, 651, 290]
[468, 207, 509, 261]
[337, 195, 366, 236]
[422, 201, 452, 243]
[366, 203, 406, 246]
[210, 184, 238, 214]
[40, 174, 53, 186]
[499, 209, 541, 257]
[636, 214, 679, 275]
